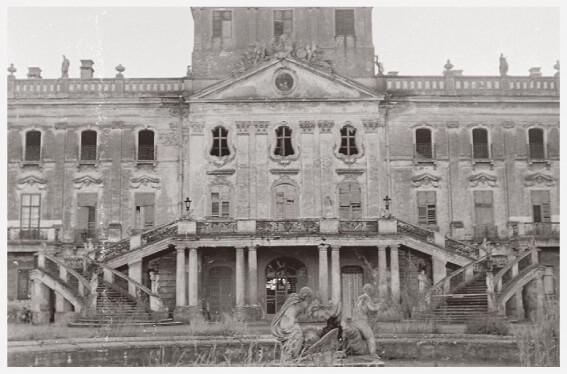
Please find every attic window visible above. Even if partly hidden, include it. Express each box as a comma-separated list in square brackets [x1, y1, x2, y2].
[335, 9, 355, 36]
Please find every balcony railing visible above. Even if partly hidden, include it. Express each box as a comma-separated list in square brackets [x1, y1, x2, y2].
[8, 227, 59, 241]
[473, 224, 499, 241]
[415, 143, 433, 159]
[472, 143, 490, 159]
[528, 143, 545, 160]
[137, 145, 155, 161]
[80, 145, 97, 161]
[24, 145, 41, 161]
[509, 222, 559, 240]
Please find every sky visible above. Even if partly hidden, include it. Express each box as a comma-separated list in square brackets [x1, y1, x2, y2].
[5, 0, 561, 79]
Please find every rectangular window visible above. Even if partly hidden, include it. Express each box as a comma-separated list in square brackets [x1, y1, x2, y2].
[274, 9, 293, 37]
[17, 269, 31, 299]
[213, 10, 232, 38]
[474, 191, 494, 225]
[211, 192, 231, 218]
[339, 182, 362, 219]
[135, 193, 155, 230]
[20, 194, 41, 239]
[77, 193, 97, 241]
[531, 191, 551, 223]
[417, 191, 436, 225]
[335, 9, 355, 36]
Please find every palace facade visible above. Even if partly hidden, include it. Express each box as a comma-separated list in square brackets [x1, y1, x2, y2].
[7, 7, 559, 323]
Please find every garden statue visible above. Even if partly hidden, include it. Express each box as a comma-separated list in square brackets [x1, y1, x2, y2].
[343, 283, 381, 359]
[61, 55, 70, 78]
[271, 286, 314, 359]
[499, 53, 508, 77]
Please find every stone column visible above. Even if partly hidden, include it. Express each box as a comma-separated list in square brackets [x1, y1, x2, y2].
[235, 247, 245, 307]
[535, 275, 545, 321]
[54, 293, 74, 323]
[432, 257, 447, 284]
[248, 246, 258, 305]
[390, 245, 400, 303]
[128, 259, 143, 297]
[377, 246, 388, 297]
[175, 247, 186, 307]
[31, 280, 51, 324]
[514, 291, 525, 320]
[318, 244, 329, 303]
[331, 246, 341, 303]
[188, 247, 199, 307]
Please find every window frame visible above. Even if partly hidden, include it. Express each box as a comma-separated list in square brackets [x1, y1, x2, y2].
[527, 127, 546, 160]
[471, 127, 490, 159]
[24, 130, 42, 162]
[338, 182, 362, 220]
[335, 9, 355, 37]
[339, 125, 358, 156]
[80, 129, 98, 162]
[417, 191, 437, 226]
[210, 186, 232, 219]
[20, 193, 41, 239]
[415, 128, 433, 159]
[137, 129, 156, 161]
[531, 190, 551, 223]
[274, 125, 295, 157]
[273, 183, 298, 219]
[210, 126, 231, 157]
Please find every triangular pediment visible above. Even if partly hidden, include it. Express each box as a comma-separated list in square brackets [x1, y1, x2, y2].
[190, 58, 382, 101]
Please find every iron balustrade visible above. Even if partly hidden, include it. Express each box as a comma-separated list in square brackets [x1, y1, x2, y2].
[25, 145, 41, 161]
[472, 143, 490, 159]
[137, 145, 155, 161]
[509, 222, 559, 240]
[80, 145, 97, 161]
[415, 143, 433, 159]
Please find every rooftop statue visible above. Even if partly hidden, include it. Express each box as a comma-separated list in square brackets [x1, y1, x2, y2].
[374, 55, 385, 76]
[499, 53, 509, 77]
[61, 55, 70, 78]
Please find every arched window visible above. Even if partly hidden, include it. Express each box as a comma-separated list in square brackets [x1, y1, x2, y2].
[265, 257, 307, 314]
[339, 125, 358, 156]
[138, 130, 155, 161]
[210, 126, 230, 157]
[274, 126, 294, 157]
[25, 131, 41, 161]
[274, 184, 297, 219]
[472, 128, 489, 159]
[415, 128, 432, 159]
[80, 130, 97, 161]
[210, 185, 231, 218]
[528, 128, 545, 160]
[339, 182, 362, 219]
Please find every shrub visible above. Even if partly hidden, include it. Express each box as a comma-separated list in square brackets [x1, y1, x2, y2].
[465, 315, 510, 336]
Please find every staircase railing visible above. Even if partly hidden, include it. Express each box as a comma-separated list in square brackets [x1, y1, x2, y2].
[35, 252, 91, 299]
[100, 220, 179, 262]
[426, 254, 489, 309]
[397, 219, 479, 258]
[76, 256, 165, 313]
[493, 248, 539, 295]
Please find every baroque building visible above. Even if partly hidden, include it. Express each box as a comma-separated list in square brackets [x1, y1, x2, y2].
[7, 7, 559, 324]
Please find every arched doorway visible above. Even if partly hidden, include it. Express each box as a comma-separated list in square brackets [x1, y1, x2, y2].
[265, 257, 307, 315]
[208, 266, 234, 320]
[341, 266, 364, 319]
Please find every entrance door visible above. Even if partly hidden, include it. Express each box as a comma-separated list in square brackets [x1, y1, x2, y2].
[208, 266, 234, 320]
[341, 266, 364, 319]
[265, 257, 307, 315]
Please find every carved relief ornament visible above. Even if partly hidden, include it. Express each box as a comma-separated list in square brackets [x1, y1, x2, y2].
[362, 119, 383, 133]
[17, 175, 47, 190]
[299, 121, 316, 133]
[254, 121, 270, 134]
[524, 172, 556, 187]
[318, 120, 335, 134]
[190, 122, 205, 135]
[73, 175, 103, 189]
[236, 121, 251, 134]
[411, 173, 441, 188]
[469, 173, 497, 187]
[130, 175, 161, 189]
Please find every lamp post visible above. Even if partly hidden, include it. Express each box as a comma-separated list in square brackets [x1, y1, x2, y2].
[383, 195, 392, 217]
[184, 197, 192, 218]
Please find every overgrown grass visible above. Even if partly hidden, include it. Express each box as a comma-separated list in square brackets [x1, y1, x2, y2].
[465, 314, 510, 336]
[513, 300, 559, 367]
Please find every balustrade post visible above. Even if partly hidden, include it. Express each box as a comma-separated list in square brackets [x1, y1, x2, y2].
[515, 291, 525, 320]
[128, 260, 143, 297]
[464, 266, 474, 283]
[511, 263, 519, 278]
[377, 246, 388, 298]
[432, 257, 447, 284]
[390, 245, 400, 303]
[530, 249, 539, 264]
[318, 244, 329, 303]
[59, 266, 68, 283]
[37, 253, 45, 269]
[176, 247, 186, 307]
[82, 258, 88, 275]
[103, 268, 113, 284]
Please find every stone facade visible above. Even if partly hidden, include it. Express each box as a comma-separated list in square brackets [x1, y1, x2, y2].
[7, 7, 559, 322]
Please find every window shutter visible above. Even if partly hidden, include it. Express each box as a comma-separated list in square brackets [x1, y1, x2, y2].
[211, 193, 220, 217]
[77, 206, 90, 229]
[276, 191, 285, 219]
[144, 205, 155, 227]
[221, 201, 230, 218]
[532, 191, 551, 222]
[474, 191, 494, 225]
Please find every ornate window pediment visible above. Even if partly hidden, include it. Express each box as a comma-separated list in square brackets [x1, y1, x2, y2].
[130, 175, 161, 189]
[17, 175, 47, 190]
[525, 172, 555, 187]
[411, 173, 440, 188]
[469, 173, 497, 187]
[73, 175, 103, 189]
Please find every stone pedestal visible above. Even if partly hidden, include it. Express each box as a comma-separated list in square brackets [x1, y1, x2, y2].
[173, 306, 202, 323]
